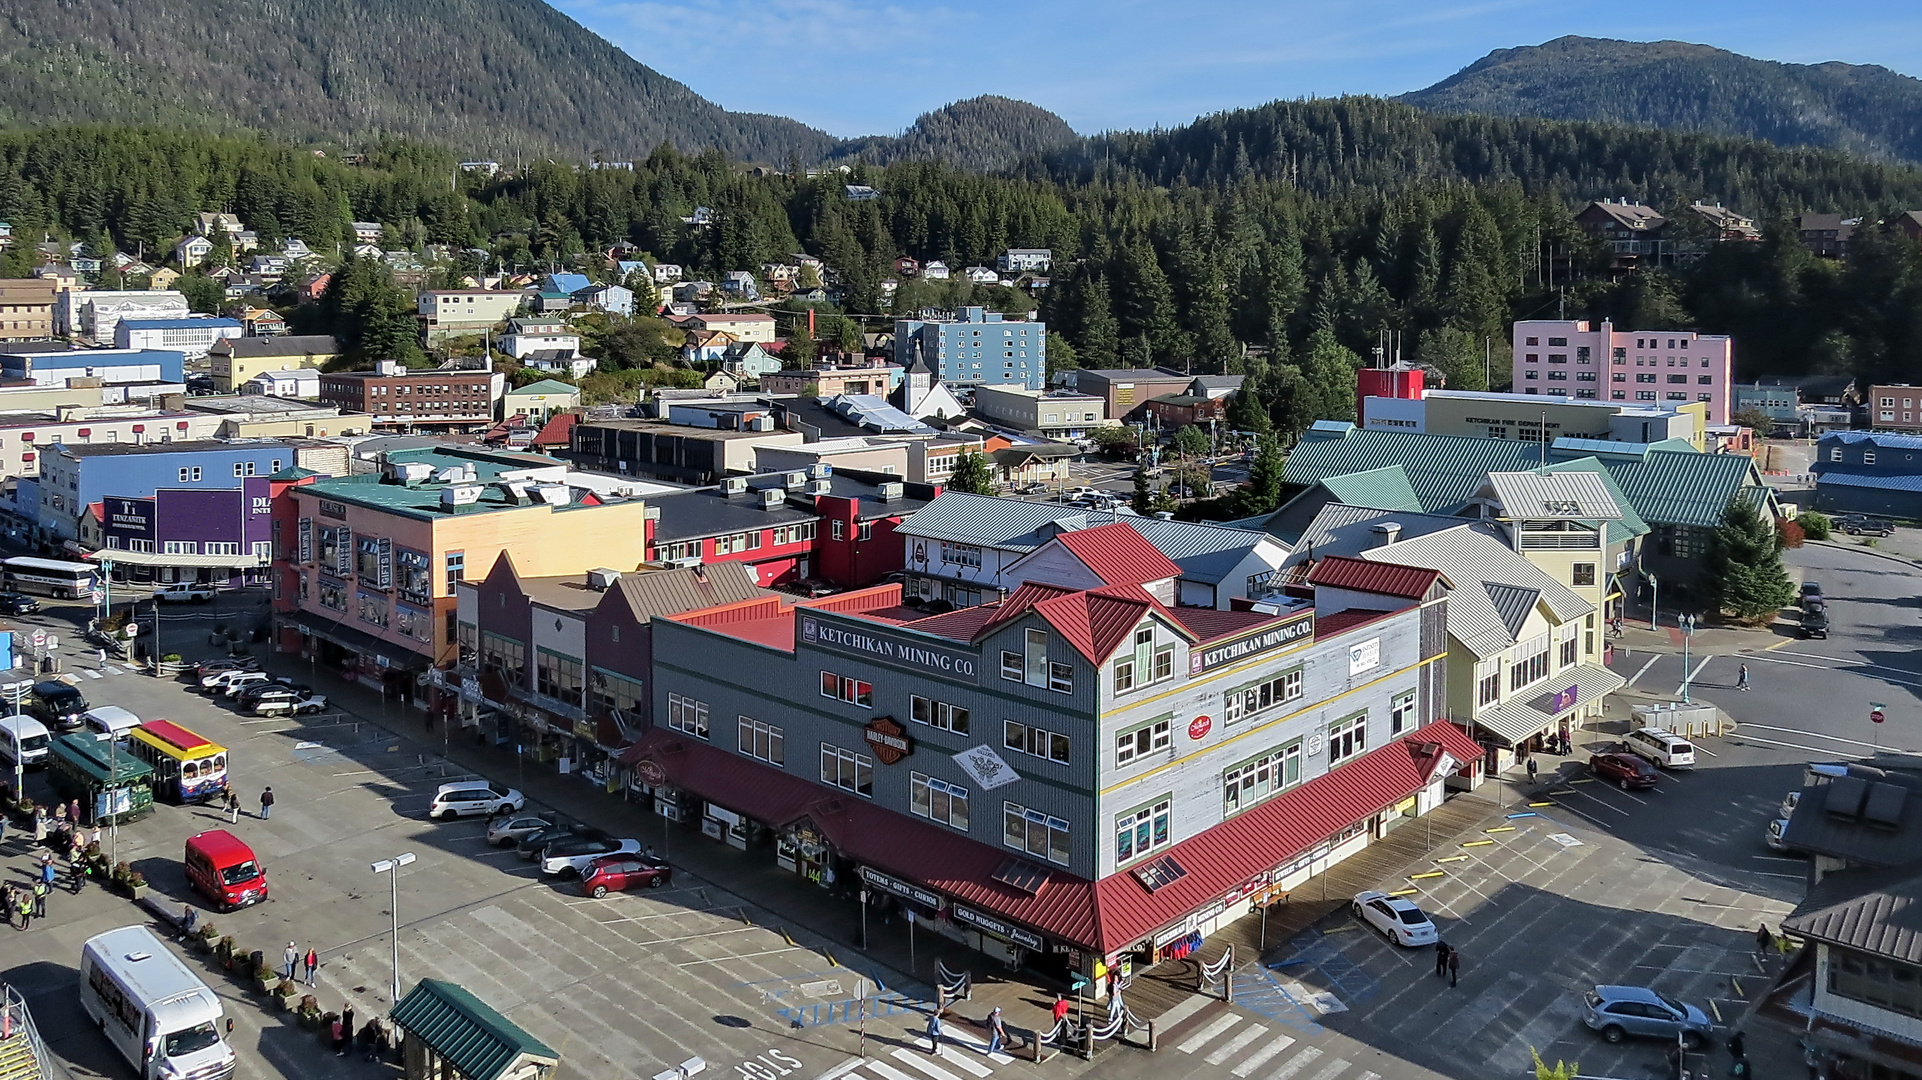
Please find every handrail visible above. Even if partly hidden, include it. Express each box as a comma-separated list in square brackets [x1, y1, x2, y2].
[0, 984, 50, 1080]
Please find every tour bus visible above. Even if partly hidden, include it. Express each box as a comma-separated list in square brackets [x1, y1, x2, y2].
[126, 720, 229, 803]
[80, 925, 236, 1080]
[2, 556, 98, 599]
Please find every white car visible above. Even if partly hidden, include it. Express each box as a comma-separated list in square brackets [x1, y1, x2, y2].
[540, 837, 643, 877]
[1351, 890, 1440, 947]
[248, 688, 328, 716]
[218, 671, 275, 698]
[427, 781, 524, 820]
[154, 582, 217, 603]
[200, 669, 267, 694]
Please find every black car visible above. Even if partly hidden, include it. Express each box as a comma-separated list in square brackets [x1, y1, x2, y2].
[1801, 609, 1831, 639]
[0, 592, 38, 616]
[26, 681, 89, 731]
[516, 824, 598, 860]
[1801, 581, 1824, 602]
[1839, 516, 1894, 537]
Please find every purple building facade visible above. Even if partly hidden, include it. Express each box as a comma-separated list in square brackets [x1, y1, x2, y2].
[99, 475, 274, 586]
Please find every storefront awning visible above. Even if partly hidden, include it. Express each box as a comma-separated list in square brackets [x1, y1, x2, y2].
[88, 549, 265, 569]
[1473, 664, 1627, 746]
[623, 719, 1485, 954]
[278, 613, 430, 671]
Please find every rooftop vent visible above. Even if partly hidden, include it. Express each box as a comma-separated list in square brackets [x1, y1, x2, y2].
[383, 460, 434, 485]
[721, 477, 748, 497]
[496, 481, 531, 505]
[784, 471, 807, 489]
[1371, 522, 1402, 547]
[1826, 775, 1870, 820]
[534, 484, 570, 506]
[878, 482, 904, 502]
[586, 568, 621, 591]
[759, 487, 785, 509]
[1865, 782, 1909, 829]
[808, 479, 832, 495]
[807, 463, 832, 479]
[440, 484, 483, 507]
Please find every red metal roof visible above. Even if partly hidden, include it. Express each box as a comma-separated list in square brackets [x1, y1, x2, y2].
[136, 719, 215, 752]
[1306, 555, 1444, 600]
[620, 720, 1483, 954]
[1053, 522, 1181, 587]
[970, 581, 1195, 665]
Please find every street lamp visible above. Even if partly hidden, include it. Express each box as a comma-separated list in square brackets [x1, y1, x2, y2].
[369, 852, 417, 1005]
[1679, 614, 1697, 704]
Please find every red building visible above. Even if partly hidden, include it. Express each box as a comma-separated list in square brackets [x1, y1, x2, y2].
[1356, 364, 1426, 420]
[644, 468, 939, 588]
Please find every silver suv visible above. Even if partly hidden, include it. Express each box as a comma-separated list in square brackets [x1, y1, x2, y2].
[1582, 985, 1712, 1046]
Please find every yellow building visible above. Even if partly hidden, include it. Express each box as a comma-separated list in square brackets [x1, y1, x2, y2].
[147, 267, 181, 291]
[208, 335, 338, 392]
[278, 446, 653, 675]
[1368, 390, 1706, 450]
[502, 379, 581, 424]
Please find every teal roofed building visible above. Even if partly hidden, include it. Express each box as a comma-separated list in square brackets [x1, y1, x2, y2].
[390, 979, 558, 1080]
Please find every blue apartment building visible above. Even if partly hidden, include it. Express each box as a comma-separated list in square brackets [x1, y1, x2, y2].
[34, 440, 296, 542]
[894, 307, 1046, 390]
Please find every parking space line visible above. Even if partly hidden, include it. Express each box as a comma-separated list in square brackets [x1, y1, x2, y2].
[674, 945, 816, 967]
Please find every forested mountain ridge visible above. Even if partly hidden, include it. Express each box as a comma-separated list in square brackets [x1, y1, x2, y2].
[827, 97, 1080, 172]
[1402, 36, 1922, 165]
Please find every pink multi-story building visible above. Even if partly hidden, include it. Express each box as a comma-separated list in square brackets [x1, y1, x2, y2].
[1510, 320, 1733, 426]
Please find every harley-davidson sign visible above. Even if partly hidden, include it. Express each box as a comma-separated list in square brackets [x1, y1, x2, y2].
[863, 716, 912, 764]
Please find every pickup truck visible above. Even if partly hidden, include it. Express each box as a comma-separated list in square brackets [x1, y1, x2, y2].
[154, 582, 216, 603]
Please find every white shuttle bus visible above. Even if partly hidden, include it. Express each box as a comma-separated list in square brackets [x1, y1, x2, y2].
[80, 926, 236, 1080]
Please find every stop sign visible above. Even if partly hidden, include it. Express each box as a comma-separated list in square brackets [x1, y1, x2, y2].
[1873, 709, 1886, 725]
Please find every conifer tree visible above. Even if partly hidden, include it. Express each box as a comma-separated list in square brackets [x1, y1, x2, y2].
[1705, 496, 1796, 621]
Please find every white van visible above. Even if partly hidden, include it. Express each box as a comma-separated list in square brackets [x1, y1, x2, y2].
[0, 714, 51, 768]
[1624, 726, 1696, 769]
[428, 780, 524, 820]
[82, 705, 142, 741]
[80, 926, 236, 1080]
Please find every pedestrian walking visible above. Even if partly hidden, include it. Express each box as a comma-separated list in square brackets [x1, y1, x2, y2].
[331, 1017, 347, 1056]
[67, 800, 79, 827]
[225, 790, 240, 824]
[67, 858, 82, 894]
[15, 886, 31, 930]
[1526, 757, 1539, 784]
[1434, 940, 1450, 977]
[0, 814, 8, 848]
[341, 1004, 355, 1050]
[925, 1010, 943, 1053]
[1051, 995, 1070, 1027]
[31, 879, 47, 919]
[1756, 923, 1774, 958]
[987, 1006, 1007, 1055]
[1728, 1031, 1747, 1060]
[39, 857, 54, 889]
[259, 787, 274, 820]
[282, 942, 299, 980]
[304, 947, 318, 986]
[1447, 947, 1460, 987]
[1738, 664, 1751, 692]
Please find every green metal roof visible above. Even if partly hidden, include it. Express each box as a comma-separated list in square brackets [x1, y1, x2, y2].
[390, 980, 557, 1080]
[1607, 450, 1766, 528]
[268, 466, 320, 481]
[49, 733, 154, 784]
[1316, 465, 1424, 514]
[507, 379, 579, 396]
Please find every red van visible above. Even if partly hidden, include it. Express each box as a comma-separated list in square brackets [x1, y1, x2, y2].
[184, 830, 268, 911]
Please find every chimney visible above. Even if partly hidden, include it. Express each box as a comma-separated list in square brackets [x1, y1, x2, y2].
[1370, 522, 1402, 547]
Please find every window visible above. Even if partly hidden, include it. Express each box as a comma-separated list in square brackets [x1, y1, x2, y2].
[1698, 375, 1713, 385]
[1116, 717, 1171, 766]
[445, 551, 464, 591]
[1224, 668, 1303, 724]
[1000, 651, 1023, 681]
[1114, 797, 1172, 864]
[939, 541, 981, 567]
[1003, 802, 1069, 865]
[1573, 563, 1596, 587]
[357, 593, 388, 628]
[590, 670, 644, 715]
[1636, 373, 1657, 383]
[856, 521, 873, 541]
[910, 695, 970, 735]
[318, 579, 346, 612]
[820, 671, 873, 707]
[480, 632, 525, 684]
[1560, 636, 1579, 668]
[1004, 719, 1070, 763]
[536, 651, 583, 705]
[1510, 639, 1551, 689]
[1667, 374, 1688, 384]
[1223, 743, 1301, 814]
[1390, 691, 1416, 735]
[1828, 952, 1922, 1018]
[1636, 391, 1656, 401]
[667, 693, 709, 739]
[821, 744, 873, 797]
[830, 521, 846, 541]
[1547, 353, 1566, 364]
[162, 540, 197, 555]
[1327, 715, 1367, 765]
[1114, 627, 1172, 694]
[1024, 628, 1049, 687]
[1612, 372, 1626, 382]
[910, 773, 970, 830]
[1047, 662, 1073, 694]
[737, 717, 785, 765]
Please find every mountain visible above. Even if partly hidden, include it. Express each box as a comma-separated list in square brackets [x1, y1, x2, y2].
[1402, 36, 1922, 165]
[827, 97, 1080, 172]
[0, 0, 841, 162]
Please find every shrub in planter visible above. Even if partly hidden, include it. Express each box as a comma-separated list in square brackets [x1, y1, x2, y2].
[297, 996, 321, 1027]
[274, 980, 298, 1010]
[197, 923, 219, 951]
[216, 936, 235, 966]
[126, 871, 147, 899]
[254, 962, 277, 993]
[247, 950, 264, 980]
[111, 862, 132, 887]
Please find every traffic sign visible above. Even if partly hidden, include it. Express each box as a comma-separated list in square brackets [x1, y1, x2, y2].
[29, 629, 45, 648]
[1873, 701, 1887, 725]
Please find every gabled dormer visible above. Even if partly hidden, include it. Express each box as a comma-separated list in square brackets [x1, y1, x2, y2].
[1001, 521, 1180, 606]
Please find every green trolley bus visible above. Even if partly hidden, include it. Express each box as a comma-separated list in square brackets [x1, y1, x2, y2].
[48, 733, 155, 825]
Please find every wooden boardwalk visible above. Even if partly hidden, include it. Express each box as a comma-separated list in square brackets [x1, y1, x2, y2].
[1123, 792, 1501, 1020]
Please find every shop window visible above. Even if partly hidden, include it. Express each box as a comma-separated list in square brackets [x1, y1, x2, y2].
[1390, 691, 1417, 735]
[910, 694, 970, 735]
[1223, 668, 1302, 724]
[820, 671, 873, 708]
[1115, 716, 1171, 767]
[1829, 953, 1922, 1018]
[737, 717, 785, 766]
[910, 773, 969, 830]
[1003, 802, 1069, 866]
[1114, 796, 1172, 864]
[1573, 562, 1596, 587]
[1004, 719, 1070, 763]
[1223, 742, 1301, 814]
[590, 670, 643, 715]
[820, 743, 873, 797]
[667, 693, 709, 739]
[317, 579, 347, 612]
[357, 593, 388, 628]
[481, 632, 525, 685]
[1327, 714, 1367, 766]
[1559, 635, 1578, 668]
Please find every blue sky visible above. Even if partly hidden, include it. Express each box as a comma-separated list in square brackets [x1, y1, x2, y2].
[550, 0, 1922, 137]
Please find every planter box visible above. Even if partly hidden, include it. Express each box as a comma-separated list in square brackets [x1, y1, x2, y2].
[127, 884, 147, 902]
[274, 992, 295, 1012]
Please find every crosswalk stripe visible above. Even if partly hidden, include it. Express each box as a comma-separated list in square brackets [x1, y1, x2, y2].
[934, 1047, 993, 1077]
[935, 1028, 1014, 1065]
[889, 1047, 966, 1080]
[1205, 1023, 1269, 1065]
[1177, 1013, 1242, 1054]
[81, 669, 101, 679]
[864, 1059, 925, 1080]
[1354, 1073, 1379, 1080]
[1267, 1047, 1323, 1080]
[103, 665, 123, 675]
[1303, 1058, 1349, 1080]
[1154, 993, 1213, 1032]
[1232, 1035, 1296, 1077]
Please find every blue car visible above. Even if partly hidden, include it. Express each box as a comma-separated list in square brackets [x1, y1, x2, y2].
[1583, 985, 1712, 1046]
